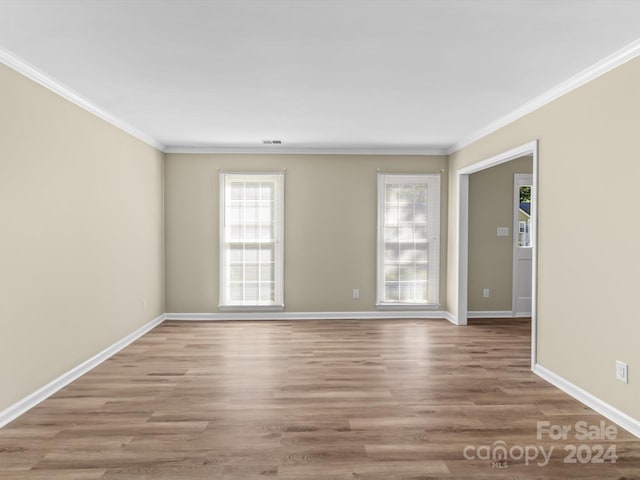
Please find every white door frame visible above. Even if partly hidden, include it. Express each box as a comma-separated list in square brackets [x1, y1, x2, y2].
[456, 140, 538, 368]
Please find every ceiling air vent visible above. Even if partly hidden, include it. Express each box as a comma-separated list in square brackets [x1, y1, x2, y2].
[262, 139, 282, 145]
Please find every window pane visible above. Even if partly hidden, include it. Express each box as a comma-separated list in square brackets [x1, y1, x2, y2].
[230, 183, 243, 200]
[260, 283, 274, 302]
[384, 264, 398, 281]
[245, 205, 258, 223]
[414, 247, 428, 262]
[245, 247, 258, 262]
[259, 226, 272, 241]
[245, 226, 257, 241]
[414, 203, 427, 223]
[245, 264, 258, 281]
[228, 205, 242, 224]
[400, 245, 416, 262]
[230, 283, 243, 301]
[399, 204, 414, 222]
[230, 265, 243, 282]
[385, 226, 398, 242]
[385, 283, 399, 301]
[399, 227, 413, 242]
[399, 265, 413, 282]
[385, 205, 398, 225]
[414, 225, 427, 241]
[414, 185, 427, 202]
[384, 245, 398, 262]
[260, 246, 273, 262]
[245, 183, 259, 200]
[230, 247, 243, 262]
[398, 186, 413, 203]
[386, 185, 399, 202]
[399, 284, 413, 302]
[415, 264, 427, 281]
[259, 204, 272, 224]
[260, 183, 273, 201]
[229, 226, 242, 241]
[245, 283, 258, 301]
[518, 185, 532, 247]
[260, 264, 273, 282]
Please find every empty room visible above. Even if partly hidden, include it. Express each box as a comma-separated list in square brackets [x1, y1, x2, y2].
[1, 1, 640, 478]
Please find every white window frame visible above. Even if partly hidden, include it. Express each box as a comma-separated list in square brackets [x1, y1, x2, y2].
[376, 173, 441, 308]
[219, 172, 284, 310]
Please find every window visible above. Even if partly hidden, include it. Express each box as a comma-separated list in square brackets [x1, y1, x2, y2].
[518, 184, 532, 247]
[377, 174, 440, 307]
[219, 173, 284, 309]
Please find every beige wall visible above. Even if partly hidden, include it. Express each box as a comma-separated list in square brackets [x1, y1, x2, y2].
[165, 154, 448, 312]
[0, 64, 165, 412]
[468, 156, 532, 311]
[448, 57, 640, 419]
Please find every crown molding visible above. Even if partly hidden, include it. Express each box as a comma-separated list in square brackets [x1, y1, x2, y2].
[163, 145, 450, 156]
[0, 46, 165, 152]
[448, 38, 640, 155]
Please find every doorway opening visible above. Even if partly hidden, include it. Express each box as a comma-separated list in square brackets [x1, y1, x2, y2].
[456, 140, 538, 367]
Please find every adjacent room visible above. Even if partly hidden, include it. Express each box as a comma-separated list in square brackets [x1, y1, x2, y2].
[1, 1, 639, 478]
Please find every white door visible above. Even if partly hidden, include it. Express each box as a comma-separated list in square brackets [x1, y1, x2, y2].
[512, 174, 533, 316]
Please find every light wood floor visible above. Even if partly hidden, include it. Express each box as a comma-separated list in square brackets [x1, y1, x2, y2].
[1, 319, 639, 479]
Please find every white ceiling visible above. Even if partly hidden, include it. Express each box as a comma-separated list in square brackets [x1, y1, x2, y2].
[1, 0, 640, 153]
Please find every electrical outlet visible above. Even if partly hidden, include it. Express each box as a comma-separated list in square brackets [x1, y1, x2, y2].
[616, 361, 628, 384]
[352, 289, 360, 299]
[483, 288, 490, 298]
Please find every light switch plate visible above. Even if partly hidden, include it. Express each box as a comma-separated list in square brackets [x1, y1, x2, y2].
[497, 227, 509, 237]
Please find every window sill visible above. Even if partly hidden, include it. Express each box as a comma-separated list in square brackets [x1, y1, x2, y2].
[376, 303, 440, 310]
[218, 305, 284, 312]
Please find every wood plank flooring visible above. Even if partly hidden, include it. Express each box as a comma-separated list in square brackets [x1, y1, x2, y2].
[1, 319, 639, 479]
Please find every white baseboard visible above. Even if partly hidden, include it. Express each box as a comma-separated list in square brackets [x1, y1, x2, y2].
[468, 310, 521, 318]
[0, 313, 166, 429]
[533, 364, 640, 439]
[443, 311, 458, 325]
[165, 310, 451, 321]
